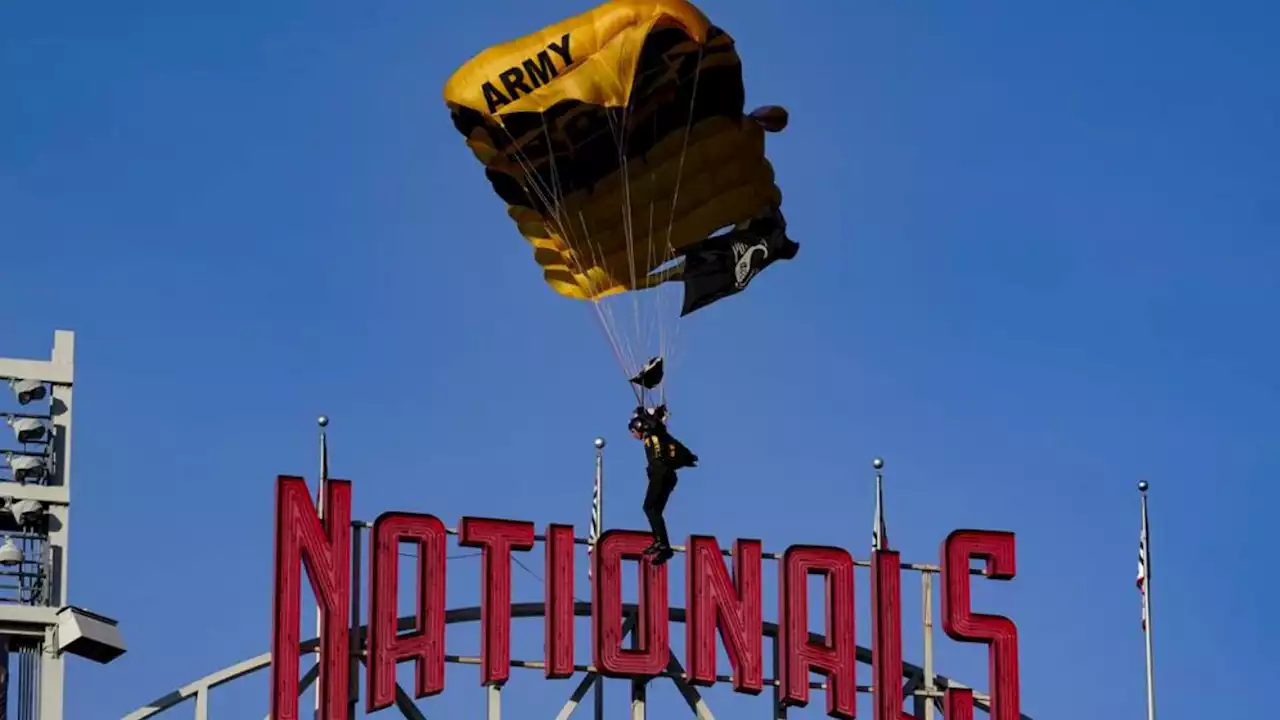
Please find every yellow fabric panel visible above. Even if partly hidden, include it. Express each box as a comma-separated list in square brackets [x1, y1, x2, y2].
[443, 0, 711, 117]
[507, 119, 780, 300]
[453, 24, 736, 185]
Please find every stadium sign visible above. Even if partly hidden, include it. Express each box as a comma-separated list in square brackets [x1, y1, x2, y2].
[270, 476, 1020, 720]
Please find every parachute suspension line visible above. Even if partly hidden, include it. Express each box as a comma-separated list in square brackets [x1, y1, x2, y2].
[520, 115, 642, 398]
[576, 209, 644, 405]
[657, 44, 707, 407]
[641, 116, 667, 409]
[645, 186, 661, 410]
[492, 117, 638, 396]
[523, 110, 644, 383]
[607, 94, 659, 408]
[608, 105, 643, 371]
[640, 107, 673, 401]
[570, 212, 639, 398]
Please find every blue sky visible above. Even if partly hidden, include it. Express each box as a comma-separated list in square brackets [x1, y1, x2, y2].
[3, 0, 1278, 717]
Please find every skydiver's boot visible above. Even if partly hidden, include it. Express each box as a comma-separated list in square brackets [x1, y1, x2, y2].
[652, 544, 675, 566]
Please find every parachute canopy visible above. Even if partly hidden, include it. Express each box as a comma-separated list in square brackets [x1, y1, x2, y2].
[443, 0, 786, 302]
[443, 0, 797, 405]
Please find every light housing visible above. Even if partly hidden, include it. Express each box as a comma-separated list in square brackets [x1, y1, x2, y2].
[8, 380, 47, 406]
[7, 499, 43, 527]
[57, 607, 127, 664]
[0, 536, 22, 565]
[3, 452, 49, 484]
[7, 416, 48, 444]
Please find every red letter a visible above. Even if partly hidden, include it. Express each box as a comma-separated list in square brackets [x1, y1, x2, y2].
[367, 512, 448, 712]
[778, 545, 856, 719]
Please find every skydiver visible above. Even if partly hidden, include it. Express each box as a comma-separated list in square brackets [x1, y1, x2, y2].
[629, 404, 697, 566]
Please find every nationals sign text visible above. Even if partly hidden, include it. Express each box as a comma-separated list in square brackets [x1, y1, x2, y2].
[270, 476, 1020, 720]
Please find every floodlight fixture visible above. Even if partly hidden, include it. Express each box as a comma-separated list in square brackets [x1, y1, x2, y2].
[8, 379, 47, 406]
[6, 416, 48, 444]
[7, 499, 43, 527]
[0, 536, 22, 566]
[3, 452, 49, 484]
[57, 607, 127, 663]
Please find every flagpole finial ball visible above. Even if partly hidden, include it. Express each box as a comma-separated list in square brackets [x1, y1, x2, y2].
[317, 415, 329, 428]
[1138, 480, 1149, 492]
[594, 437, 606, 450]
[872, 457, 884, 470]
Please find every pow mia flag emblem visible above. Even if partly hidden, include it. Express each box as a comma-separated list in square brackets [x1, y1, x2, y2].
[678, 210, 799, 316]
[732, 239, 770, 288]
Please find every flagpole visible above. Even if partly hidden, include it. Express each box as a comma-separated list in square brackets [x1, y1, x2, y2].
[872, 457, 886, 551]
[590, 436, 606, 720]
[315, 415, 329, 720]
[590, 437, 605, 580]
[1139, 480, 1156, 720]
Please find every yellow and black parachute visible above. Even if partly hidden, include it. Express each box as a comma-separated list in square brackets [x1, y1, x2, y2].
[444, 0, 797, 401]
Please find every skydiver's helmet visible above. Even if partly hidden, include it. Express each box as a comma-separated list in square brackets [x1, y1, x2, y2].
[628, 405, 666, 437]
[628, 414, 647, 437]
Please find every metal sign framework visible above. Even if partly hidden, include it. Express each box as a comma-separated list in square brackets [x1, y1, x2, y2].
[119, 414, 1032, 720]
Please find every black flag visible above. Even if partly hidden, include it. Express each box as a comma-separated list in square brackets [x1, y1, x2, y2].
[630, 356, 665, 389]
[678, 213, 799, 316]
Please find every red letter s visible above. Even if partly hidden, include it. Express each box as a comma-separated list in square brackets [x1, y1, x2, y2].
[941, 530, 1019, 720]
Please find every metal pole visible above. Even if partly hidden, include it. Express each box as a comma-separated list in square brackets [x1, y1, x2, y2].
[592, 437, 606, 720]
[348, 522, 362, 720]
[772, 634, 787, 719]
[921, 573, 935, 720]
[629, 612, 645, 720]
[1139, 481, 1156, 720]
[487, 684, 502, 720]
[871, 457, 886, 551]
[591, 437, 606, 580]
[315, 415, 329, 719]
[0, 635, 8, 720]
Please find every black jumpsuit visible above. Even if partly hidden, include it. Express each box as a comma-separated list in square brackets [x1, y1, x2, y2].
[640, 426, 695, 550]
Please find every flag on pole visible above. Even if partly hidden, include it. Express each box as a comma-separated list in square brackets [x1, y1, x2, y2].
[1137, 531, 1148, 630]
[1137, 481, 1156, 720]
[588, 461, 601, 581]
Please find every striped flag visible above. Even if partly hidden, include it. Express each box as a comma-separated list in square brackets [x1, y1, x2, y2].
[588, 448, 602, 581]
[588, 479, 600, 579]
[1137, 530, 1148, 630]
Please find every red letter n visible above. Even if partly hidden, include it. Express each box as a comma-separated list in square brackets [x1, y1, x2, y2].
[941, 530, 1019, 720]
[778, 545, 856, 719]
[592, 529, 669, 677]
[367, 512, 447, 713]
[685, 536, 763, 693]
[460, 516, 536, 686]
[271, 475, 351, 720]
